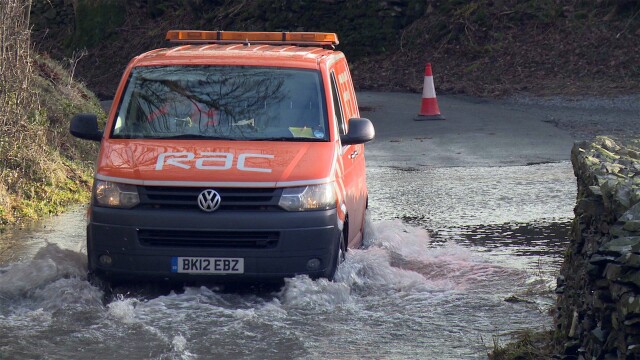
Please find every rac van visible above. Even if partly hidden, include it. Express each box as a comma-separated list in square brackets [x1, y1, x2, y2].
[70, 30, 375, 285]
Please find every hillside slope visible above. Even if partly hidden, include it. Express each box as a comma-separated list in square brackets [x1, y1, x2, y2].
[1, 0, 106, 227]
[31, 0, 640, 98]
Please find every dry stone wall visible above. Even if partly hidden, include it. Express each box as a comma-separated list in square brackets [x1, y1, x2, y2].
[556, 136, 640, 359]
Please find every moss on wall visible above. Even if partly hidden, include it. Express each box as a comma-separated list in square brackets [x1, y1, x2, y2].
[556, 137, 640, 359]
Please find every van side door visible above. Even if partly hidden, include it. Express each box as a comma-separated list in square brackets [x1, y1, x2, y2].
[330, 59, 367, 247]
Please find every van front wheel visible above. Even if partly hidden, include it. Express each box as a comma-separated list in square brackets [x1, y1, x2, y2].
[328, 232, 346, 280]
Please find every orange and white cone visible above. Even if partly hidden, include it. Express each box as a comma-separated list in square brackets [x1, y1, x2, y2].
[415, 63, 445, 121]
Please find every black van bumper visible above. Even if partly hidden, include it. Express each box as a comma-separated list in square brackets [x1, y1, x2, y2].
[87, 206, 342, 283]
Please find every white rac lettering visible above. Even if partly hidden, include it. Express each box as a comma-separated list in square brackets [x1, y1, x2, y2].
[155, 152, 194, 170]
[195, 153, 233, 170]
[238, 154, 274, 173]
[155, 152, 273, 172]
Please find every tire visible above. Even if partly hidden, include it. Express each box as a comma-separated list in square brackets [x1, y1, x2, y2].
[87, 271, 116, 303]
[361, 209, 375, 249]
[328, 231, 346, 280]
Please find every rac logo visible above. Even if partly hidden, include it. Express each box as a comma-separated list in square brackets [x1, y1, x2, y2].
[155, 152, 274, 173]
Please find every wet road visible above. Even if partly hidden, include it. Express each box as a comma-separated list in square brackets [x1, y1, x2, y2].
[0, 92, 584, 359]
[359, 92, 574, 168]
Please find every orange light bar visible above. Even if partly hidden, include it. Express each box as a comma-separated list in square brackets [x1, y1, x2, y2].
[166, 30, 339, 46]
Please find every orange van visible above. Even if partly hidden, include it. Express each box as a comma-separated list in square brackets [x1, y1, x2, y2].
[70, 31, 375, 284]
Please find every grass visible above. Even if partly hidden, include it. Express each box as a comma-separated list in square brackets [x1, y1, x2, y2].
[489, 329, 556, 360]
[0, 55, 104, 229]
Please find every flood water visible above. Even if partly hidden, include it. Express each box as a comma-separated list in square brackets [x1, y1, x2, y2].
[0, 162, 576, 359]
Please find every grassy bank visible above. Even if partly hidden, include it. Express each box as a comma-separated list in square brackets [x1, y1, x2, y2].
[0, 0, 104, 229]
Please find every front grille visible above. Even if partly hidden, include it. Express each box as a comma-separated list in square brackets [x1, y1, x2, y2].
[138, 186, 283, 211]
[138, 229, 279, 248]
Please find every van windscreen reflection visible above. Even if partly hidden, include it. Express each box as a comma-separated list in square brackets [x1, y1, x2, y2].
[111, 66, 328, 141]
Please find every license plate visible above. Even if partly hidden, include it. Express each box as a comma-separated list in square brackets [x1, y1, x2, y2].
[171, 257, 244, 274]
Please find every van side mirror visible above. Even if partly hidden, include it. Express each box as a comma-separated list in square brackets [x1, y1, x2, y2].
[340, 118, 375, 145]
[70, 114, 103, 141]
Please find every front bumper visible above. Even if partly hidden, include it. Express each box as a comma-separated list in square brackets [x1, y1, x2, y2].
[88, 206, 342, 283]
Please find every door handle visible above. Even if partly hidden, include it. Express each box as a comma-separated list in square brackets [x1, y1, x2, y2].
[349, 149, 359, 159]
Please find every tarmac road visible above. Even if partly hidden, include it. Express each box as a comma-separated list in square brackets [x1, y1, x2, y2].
[358, 91, 575, 168]
[358, 91, 640, 169]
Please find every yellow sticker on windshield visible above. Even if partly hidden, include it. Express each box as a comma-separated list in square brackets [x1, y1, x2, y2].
[289, 127, 314, 138]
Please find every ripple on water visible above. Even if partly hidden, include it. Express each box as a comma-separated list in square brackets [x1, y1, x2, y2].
[367, 162, 576, 228]
[0, 220, 555, 360]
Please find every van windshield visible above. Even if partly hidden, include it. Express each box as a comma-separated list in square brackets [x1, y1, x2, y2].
[111, 66, 329, 141]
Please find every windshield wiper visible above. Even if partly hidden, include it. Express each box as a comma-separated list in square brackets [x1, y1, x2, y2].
[151, 134, 236, 140]
[254, 137, 325, 142]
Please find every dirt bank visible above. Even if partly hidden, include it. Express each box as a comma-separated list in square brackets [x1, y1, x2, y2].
[31, 0, 640, 99]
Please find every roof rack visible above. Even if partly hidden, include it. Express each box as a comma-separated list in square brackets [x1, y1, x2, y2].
[166, 30, 339, 48]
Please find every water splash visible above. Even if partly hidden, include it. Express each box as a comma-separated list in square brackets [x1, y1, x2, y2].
[107, 296, 139, 323]
[166, 334, 196, 360]
[278, 275, 353, 311]
[0, 243, 88, 299]
[0, 220, 555, 360]
[346, 219, 520, 292]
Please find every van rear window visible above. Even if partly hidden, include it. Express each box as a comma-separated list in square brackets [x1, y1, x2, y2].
[111, 66, 328, 141]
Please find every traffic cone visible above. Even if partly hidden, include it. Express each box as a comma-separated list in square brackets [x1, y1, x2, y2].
[415, 63, 445, 121]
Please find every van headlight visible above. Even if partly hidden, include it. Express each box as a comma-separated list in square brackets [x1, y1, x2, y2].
[278, 183, 337, 211]
[93, 180, 140, 208]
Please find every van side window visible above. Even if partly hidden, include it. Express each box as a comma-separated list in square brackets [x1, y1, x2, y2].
[330, 72, 346, 136]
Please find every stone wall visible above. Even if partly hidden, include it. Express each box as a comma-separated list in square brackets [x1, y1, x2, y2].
[556, 136, 640, 359]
